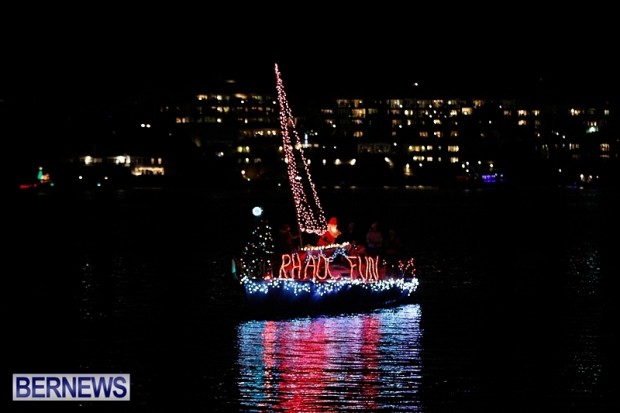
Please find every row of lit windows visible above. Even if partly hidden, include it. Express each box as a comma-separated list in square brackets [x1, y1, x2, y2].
[181, 107, 609, 132]
[332, 98, 609, 117]
[176, 117, 275, 124]
[238, 129, 280, 138]
[193, 94, 609, 119]
[331, 117, 549, 130]
[542, 143, 612, 152]
[567, 143, 611, 152]
[80, 155, 162, 166]
[196, 93, 272, 103]
[196, 106, 275, 113]
[407, 145, 460, 153]
[341, 98, 477, 109]
[339, 106, 606, 118]
[349, 130, 462, 139]
[342, 105, 608, 118]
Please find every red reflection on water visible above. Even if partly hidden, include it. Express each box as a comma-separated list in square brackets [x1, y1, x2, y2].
[254, 317, 380, 412]
[360, 316, 380, 409]
[278, 321, 331, 412]
[261, 321, 278, 398]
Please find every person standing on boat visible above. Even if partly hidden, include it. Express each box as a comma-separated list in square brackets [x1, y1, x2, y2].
[340, 221, 365, 256]
[318, 217, 341, 246]
[384, 228, 402, 265]
[341, 221, 359, 245]
[366, 222, 383, 257]
[276, 223, 299, 254]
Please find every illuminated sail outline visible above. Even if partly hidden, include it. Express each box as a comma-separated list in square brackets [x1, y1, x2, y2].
[274, 63, 327, 236]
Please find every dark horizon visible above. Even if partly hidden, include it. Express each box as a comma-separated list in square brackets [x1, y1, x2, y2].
[3, 2, 619, 105]
[3, 57, 618, 105]
[2, 12, 619, 106]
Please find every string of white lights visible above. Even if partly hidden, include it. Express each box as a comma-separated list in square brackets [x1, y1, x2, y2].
[274, 63, 327, 236]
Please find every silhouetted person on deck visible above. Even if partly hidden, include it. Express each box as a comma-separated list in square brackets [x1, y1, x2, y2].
[366, 222, 383, 257]
[384, 228, 402, 265]
[341, 221, 360, 245]
[276, 223, 299, 254]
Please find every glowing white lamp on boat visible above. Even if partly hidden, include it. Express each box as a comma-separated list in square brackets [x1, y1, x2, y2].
[252, 206, 263, 217]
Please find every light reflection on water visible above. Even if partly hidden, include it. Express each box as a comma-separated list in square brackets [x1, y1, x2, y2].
[566, 242, 601, 298]
[562, 241, 605, 406]
[236, 304, 423, 412]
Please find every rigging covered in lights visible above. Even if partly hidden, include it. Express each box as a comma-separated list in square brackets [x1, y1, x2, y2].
[274, 63, 327, 236]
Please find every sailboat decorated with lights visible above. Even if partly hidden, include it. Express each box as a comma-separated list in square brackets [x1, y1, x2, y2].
[235, 63, 419, 317]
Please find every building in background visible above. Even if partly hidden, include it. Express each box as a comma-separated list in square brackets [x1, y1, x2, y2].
[161, 86, 617, 187]
[9, 79, 619, 190]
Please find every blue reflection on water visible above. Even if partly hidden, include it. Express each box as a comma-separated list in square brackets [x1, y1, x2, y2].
[237, 304, 423, 412]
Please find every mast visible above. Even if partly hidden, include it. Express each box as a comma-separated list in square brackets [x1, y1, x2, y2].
[274, 63, 327, 239]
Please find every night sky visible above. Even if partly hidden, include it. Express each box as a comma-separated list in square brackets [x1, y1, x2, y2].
[2, 7, 618, 106]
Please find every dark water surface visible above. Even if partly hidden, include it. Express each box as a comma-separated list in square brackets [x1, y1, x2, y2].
[6, 185, 618, 412]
